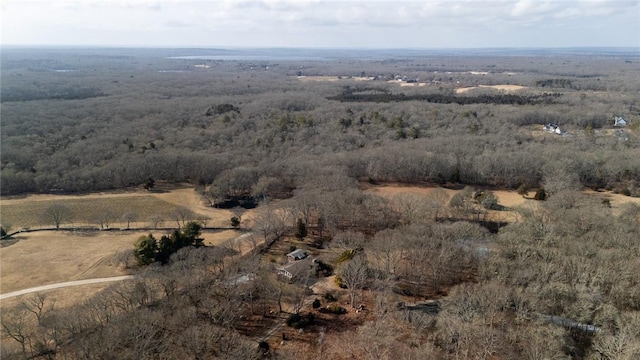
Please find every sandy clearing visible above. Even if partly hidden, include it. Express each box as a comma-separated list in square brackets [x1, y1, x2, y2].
[456, 84, 526, 93]
[366, 184, 640, 211]
[364, 184, 531, 208]
[297, 76, 374, 82]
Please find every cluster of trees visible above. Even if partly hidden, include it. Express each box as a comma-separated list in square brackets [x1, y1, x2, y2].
[133, 222, 204, 265]
[329, 87, 561, 105]
[0, 85, 104, 102]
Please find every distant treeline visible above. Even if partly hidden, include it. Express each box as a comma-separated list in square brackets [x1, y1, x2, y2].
[328, 87, 561, 105]
[1, 86, 105, 102]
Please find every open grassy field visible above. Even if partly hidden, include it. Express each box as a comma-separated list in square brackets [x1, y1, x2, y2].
[0, 228, 243, 298]
[365, 184, 640, 222]
[0, 184, 238, 230]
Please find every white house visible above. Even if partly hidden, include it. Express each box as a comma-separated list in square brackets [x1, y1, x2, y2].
[614, 117, 628, 127]
[543, 123, 564, 135]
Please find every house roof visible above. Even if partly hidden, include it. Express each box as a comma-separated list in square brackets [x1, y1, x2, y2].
[287, 249, 308, 260]
[614, 117, 628, 126]
[279, 257, 314, 278]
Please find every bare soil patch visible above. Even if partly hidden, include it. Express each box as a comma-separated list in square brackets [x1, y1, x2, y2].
[297, 76, 374, 82]
[364, 184, 531, 208]
[365, 184, 640, 225]
[456, 84, 526, 93]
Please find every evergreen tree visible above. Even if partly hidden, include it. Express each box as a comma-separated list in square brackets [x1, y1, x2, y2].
[295, 218, 307, 240]
[133, 234, 158, 266]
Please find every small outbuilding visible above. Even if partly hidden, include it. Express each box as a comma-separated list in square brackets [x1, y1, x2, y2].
[614, 116, 628, 127]
[287, 249, 308, 262]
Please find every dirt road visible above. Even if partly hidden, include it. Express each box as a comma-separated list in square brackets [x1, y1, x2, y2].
[0, 276, 134, 300]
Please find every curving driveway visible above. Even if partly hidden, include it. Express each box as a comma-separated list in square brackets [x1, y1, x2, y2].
[0, 276, 134, 300]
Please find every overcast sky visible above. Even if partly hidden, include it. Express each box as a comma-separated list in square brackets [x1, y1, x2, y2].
[1, 0, 639, 48]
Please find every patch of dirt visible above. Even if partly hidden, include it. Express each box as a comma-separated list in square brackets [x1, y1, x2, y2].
[297, 76, 373, 82]
[269, 288, 376, 354]
[363, 183, 640, 223]
[456, 84, 526, 93]
[364, 183, 532, 208]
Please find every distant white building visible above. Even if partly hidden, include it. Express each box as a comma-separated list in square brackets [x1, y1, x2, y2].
[543, 123, 564, 135]
[614, 116, 628, 127]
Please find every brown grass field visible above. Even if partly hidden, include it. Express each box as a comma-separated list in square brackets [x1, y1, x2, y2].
[0, 184, 250, 309]
[0, 229, 243, 308]
[0, 184, 238, 230]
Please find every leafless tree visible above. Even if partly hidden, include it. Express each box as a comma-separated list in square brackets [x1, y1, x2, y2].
[148, 215, 163, 229]
[122, 211, 138, 229]
[42, 202, 73, 229]
[338, 255, 369, 309]
[94, 208, 118, 229]
[1, 307, 33, 358]
[370, 229, 405, 281]
[393, 193, 424, 224]
[22, 293, 55, 325]
[171, 206, 193, 228]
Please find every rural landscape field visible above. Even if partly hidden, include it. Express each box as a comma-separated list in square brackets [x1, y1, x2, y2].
[1, 47, 640, 359]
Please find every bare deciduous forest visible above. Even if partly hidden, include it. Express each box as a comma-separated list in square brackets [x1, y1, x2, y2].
[1, 47, 640, 359]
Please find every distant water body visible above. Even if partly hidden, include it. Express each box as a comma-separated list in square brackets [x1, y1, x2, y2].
[169, 55, 331, 61]
[167, 47, 638, 62]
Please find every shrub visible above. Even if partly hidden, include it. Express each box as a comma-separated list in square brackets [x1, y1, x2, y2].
[479, 191, 500, 210]
[312, 299, 321, 309]
[230, 216, 240, 228]
[534, 188, 547, 201]
[322, 304, 346, 314]
[324, 292, 337, 302]
[517, 183, 529, 197]
[257, 341, 269, 354]
[286, 313, 315, 329]
[314, 260, 333, 278]
[337, 249, 357, 264]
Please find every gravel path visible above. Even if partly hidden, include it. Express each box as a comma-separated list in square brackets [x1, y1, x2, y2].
[0, 275, 134, 300]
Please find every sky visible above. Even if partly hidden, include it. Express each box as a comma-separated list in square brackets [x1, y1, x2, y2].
[1, 0, 639, 48]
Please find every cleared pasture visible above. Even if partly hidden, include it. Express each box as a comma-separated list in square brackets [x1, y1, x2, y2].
[0, 228, 243, 295]
[366, 184, 640, 222]
[0, 186, 238, 230]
